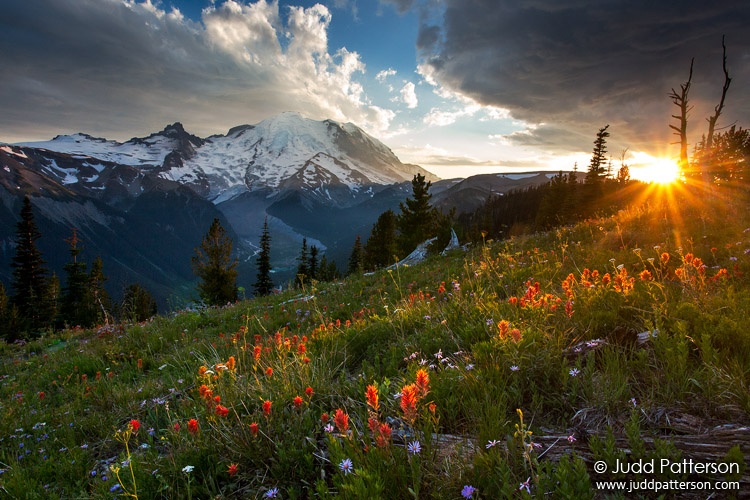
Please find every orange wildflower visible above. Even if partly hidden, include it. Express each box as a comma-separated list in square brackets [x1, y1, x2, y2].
[415, 368, 430, 397]
[365, 384, 379, 411]
[293, 396, 303, 408]
[249, 422, 259, 437]
[215, 405, 229, 417]
[226, 356, 236, 371]
[198, 365, 208, 376]
[399, 384, 419, 423]
[510, 328, 522, 342]
[227, 463, 239, 477]
[187, 418, 199, 435]
[262, 400, 272, 417]
[265, 367, 273, 377]
[333, 408, 349, 433]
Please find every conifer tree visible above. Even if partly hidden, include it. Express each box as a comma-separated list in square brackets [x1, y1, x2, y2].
[253, 217, 274, 296]
[120, 283, 157, 322]
[364, 209, 398, 270]
[192, 218, 238, 306]
[88, 256, 111, 324]
[318, 255, 339, 281]
[397, 173, 437, 255]
[10, 196, 51, 332]
[295, 238, 309, 287]
[347, 235, 364, 275]
[309, 245, 319, 281]
[60, 228, 90, 327]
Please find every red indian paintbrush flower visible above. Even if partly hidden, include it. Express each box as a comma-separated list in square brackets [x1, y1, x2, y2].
[262, 400, 272, 417]
[227, 463, 239, 477]
[215, 405, 229, 417]
[129, 419, 140, 432]
[415, 369, 430, 397]
[399, 384, 419, 423]
[333, 408, 349, 433]
[187, 418, 199, 435]
[249, 422, 259, 437]
[293, 396, 303, 408]
[365, 384, 379, 411]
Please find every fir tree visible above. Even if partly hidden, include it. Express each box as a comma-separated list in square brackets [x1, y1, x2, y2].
[10, 196, 50, 332]
[120, 284, 157, 322]
[309, 245, 319, 281]
[364, 209, 398, 270]
[253, 217, 274, 296]
[397, 173, 437, 255]
[88, 256, 111, 324]
[60, 228, 90, 327]
[318, 255, 339, 281]
[295, 238, 309, 287]
[347, 235, 364, 275]
[192, 218, 238, 306]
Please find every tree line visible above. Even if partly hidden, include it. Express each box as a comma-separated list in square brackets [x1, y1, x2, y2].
[0, 197, 157, 341]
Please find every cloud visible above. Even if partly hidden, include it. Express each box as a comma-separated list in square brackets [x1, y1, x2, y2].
[0, 0, 393, 141]
[418, 0, 750, 155]
[376, 68, 397, 82]
[400, 82, 419, 108]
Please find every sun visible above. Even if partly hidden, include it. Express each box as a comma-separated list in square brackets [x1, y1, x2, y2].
[632, 155, 681, 184]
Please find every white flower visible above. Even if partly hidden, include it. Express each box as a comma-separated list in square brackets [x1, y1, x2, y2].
[182, 465, 194, 474]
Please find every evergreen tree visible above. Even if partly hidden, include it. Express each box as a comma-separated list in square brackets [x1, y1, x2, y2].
[583, 125, 610, 211]
[253, 217, 274, 296]
[60, 228, 90, 327]
[120, 283, 157, 322]
[318, 255, 339, 282]
[397, 173, 437, 255]
[295, 238, 309, 287]
[309, 245, 319, 281]
[192, 218, 238, 306]
[88, 256, 111, 325]
[10, 196, 51, 332]
[364, 209, 399, 270]
[347, 235, 364, 275]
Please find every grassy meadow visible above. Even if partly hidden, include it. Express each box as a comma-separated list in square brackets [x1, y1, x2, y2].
[1, 183, 749, 498]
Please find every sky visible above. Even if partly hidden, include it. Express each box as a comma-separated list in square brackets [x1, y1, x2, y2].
[1, 0, 748, 181]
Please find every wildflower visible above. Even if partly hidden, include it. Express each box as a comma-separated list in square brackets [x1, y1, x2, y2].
[639, 269, 652, 281]
[415, 368, 430, 396]
[567, 435, 576, 443]
[461, 485, 477, 498]
[264, 487, 279, 498]
[226, 356, 236, 371]
[293, 396, 303, 408]
[265, 367, 273, 377]
[182, 465, 194, 474]
[320, 412, 329, 424]
[338, 458, 354, 475]
[510, 328, 522, 342]
[510, 365, 519, 372]
[365, 384, 379, 411]
[305, 386, 314, 397]
[129, 419, 140, 432]
[253, 345, 262, 362]
[227, 463, 239, 477]
[630, 397, 637, 407]
[38, 391, 45, 400]
[198, 365, 207, 376]
[262, 400, 272, 417]
[110, 484, 122, 493]
[173, 422, 180, 432]
[569, 368, 580, 377]
[519, 477, 531, 494]
[375, 422, 392, 448]
[498, 319, 510, 338]
[486, 439, 501, 449]
[215, 405, 229, 417]
[407, 440, 421, 455]
[249, 422, 259, 437]
[399, 384, 419, 423]
[187, 418, 199, 435]
[333, 408, 349, 433]
[324, 423, 334, 433]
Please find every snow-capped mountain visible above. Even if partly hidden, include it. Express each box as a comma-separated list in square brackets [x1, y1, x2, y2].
[0, 113, 439, 307]
[19, 112, 435, 206]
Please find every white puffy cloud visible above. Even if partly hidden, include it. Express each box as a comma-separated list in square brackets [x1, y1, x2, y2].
[0, 0, 394, 141]
[400, 82, 419, 108]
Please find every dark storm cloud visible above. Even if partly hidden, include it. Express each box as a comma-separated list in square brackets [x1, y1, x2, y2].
[420, 0, 750, 153]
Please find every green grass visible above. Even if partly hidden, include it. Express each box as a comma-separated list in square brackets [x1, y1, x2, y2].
[1, 184, 749, 498]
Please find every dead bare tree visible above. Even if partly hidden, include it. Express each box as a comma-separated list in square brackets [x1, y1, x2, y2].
[669, 59, 694, 174]
[705, 35, 732, 152]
